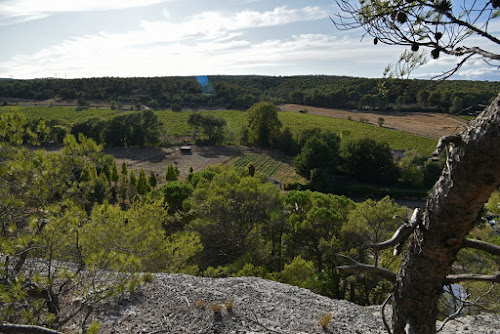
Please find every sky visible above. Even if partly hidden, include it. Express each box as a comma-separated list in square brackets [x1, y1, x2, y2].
[0, 0, 498, 80]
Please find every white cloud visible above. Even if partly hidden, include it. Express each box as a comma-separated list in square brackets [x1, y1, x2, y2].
[0, 0, 173, 25]
[0, 5, 437, 79]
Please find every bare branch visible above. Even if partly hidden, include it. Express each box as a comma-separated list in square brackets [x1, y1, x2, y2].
[445, 272, 500, 284]
[336, 254, 396, 283]
[370, 208, 421, 252]
[462, 238, 500, 256]
[381, 293, 393, 334]
[436, 297, 467, 333]
[0, 323, 63, 334]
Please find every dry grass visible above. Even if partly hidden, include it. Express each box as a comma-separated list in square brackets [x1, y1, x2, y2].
[224, 299, 234, 313]
[280, 104, 467, 140]
[193, 299, 206, 309]
[318, 313, 332, 329]
[210, 303, 222, 314]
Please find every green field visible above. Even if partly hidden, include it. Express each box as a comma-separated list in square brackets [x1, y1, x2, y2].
[1, 106, 436, 155]
[232, 152, 283, 178]
[0, 105, 127, 124]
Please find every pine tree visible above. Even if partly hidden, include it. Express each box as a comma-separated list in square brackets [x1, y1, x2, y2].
[137, 168, 148, 195]
[102, 163, 111, 181]
[129, 169, 137, 187]
[148, 171, 157, 189]
[165, 164, 178, 181]
[111, 161, 119, 185]
[121, 161, 128, 177]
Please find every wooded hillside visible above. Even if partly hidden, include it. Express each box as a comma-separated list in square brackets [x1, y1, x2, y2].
[1, 75, 499, 113]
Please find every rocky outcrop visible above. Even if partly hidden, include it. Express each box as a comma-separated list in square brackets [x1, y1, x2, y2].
[65, 273, 500, 334]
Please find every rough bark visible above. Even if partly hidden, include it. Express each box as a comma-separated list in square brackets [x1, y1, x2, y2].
[392, 94, 500, 333]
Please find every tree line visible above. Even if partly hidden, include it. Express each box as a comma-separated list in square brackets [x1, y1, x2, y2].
[1, 75, 499, 113]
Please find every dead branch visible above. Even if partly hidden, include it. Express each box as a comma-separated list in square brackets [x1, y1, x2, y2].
[462, 238, 500, 256]
[445, 272, 500, 284]
[0, 323, 63, 334]
[381, 293, 393, 334]
[436, 295, 468, 333]
[370, 208, 421, 254]
[336, 254, 396, 283]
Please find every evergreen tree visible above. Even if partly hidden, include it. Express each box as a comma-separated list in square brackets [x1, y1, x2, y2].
[165, 164, 178, 181]
[121, 161, 128, 177]
[129, 169, 137, 187]
[102, 162, 111, 181]
[137, 168, 148, 195]
[149, 171, 157, 188]
[111, 161, 119, 185]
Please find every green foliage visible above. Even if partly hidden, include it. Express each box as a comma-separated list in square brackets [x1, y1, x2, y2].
[449, 96, 463, 113]
[342, 196, 406, 266]
[377, 117, 385, 127]
[187, 170, 217, 187]
[294, 131, 340, 189]
[171, 103, 181, 112]
[76, 97, 90, 111]
[162, 181, 194, 213]
[148, 171, 157, 189]
[85, 321, 102, 334]
[246, 162, 256, 177]
[486, 190, 500, 215]
[121, 161, 128, 176]
[129, 169, 137, 187]
[165, 163, 179, 181]
[279, 256, 316, 288]
[283, 190, 355, 271]
[188, 113, 226, 145]
[243, 102, 282, 147]
[189, 168, 282, 268]
[111, 161, 119, 184]
[0, 112, 49, 145]
[341, 138, 399, 185]
[136, 168, 149, 195]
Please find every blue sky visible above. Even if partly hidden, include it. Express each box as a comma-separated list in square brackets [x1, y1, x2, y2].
[0, 0, 498, 80]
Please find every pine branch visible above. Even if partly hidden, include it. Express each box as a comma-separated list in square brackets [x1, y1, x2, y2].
[462, 238, 500, 256]
[336, 254, 396, 283]
[370, 208, 421, 252]
[445, 272, 500, 284]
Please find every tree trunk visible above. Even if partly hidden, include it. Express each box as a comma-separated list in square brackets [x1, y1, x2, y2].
[392, 94, 500, 333]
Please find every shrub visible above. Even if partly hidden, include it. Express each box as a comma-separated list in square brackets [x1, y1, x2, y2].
[142, 272, 155, 283]
[318, 313, 332, 329]
[224, 300, 234, 313]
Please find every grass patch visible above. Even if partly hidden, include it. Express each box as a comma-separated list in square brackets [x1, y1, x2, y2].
[459, 115, 475, 121]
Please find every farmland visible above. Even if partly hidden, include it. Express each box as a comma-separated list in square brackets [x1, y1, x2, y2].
[1, 105, 439, 155]
[232, 152, 283, 177]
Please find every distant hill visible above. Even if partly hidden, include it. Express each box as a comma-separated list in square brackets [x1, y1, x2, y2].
[0, 75, 498, 113]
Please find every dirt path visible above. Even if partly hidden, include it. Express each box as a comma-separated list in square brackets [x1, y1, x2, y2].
[280, 104, 468, 140]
